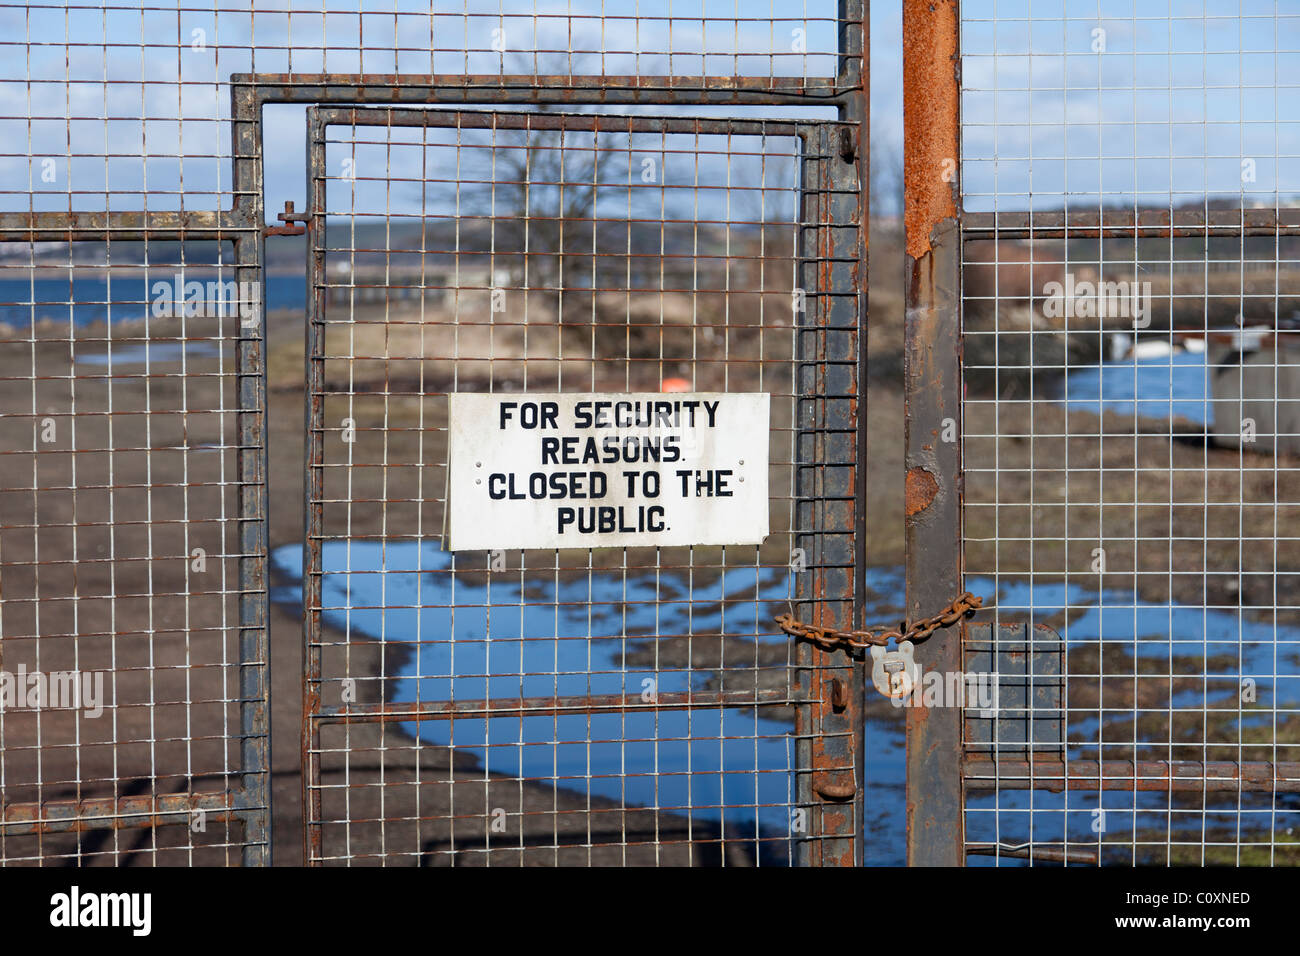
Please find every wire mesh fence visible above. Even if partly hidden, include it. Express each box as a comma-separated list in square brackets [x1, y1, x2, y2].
[18, 0, 1296, 870]
[0, 0, 867, 866]
[956, 4, 1300, 865]
[0, 239, 267, 864]
[4, 0, 1296, 870]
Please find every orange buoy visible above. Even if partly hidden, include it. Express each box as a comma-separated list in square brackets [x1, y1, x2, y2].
[660, 377, 690, 393]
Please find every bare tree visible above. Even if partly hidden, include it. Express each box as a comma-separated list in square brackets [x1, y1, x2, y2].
[490, 109, 599, 300]
[454, 53, 609, 324]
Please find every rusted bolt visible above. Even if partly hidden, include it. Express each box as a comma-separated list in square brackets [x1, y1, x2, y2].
[813, 778, 857, 801]
[830, 677, 847, 712]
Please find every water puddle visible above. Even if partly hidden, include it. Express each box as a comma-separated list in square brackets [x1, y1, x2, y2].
[1056, 350, 1212, 425]
[271, 542, 1298, 864]
[74, 341, 222, 366]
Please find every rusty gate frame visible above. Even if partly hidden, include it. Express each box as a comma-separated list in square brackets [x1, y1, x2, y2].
[0, 159, 271, 861]
[901, 0, 964, 868]
[902, 0, 1300, 867]
[300, 101, 867, 866]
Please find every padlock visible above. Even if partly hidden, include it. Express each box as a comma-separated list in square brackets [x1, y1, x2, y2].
[870, 640, 918, 699]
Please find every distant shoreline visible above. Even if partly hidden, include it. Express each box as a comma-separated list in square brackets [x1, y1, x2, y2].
[7, 266, 308, 279]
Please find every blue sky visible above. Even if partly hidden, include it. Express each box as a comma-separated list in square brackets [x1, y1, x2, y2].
[1, 0, 1296, 217]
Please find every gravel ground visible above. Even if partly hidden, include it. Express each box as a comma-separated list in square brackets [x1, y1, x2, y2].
[5, 289, 1295, 865]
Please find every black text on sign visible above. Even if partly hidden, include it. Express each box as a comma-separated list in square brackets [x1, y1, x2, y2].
[446, 393, 770, 551]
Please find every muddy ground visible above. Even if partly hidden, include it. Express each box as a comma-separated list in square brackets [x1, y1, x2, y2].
[2, 222, 1296, 864]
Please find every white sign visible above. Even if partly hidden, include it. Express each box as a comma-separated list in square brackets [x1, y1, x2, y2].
[447, 392, 770, 551]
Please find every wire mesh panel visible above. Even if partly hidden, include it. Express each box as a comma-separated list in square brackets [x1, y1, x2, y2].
[955, 3, 1300, 865]
[0, 233, 269, 864]
[3, 0, 866, 866]
[299, 107, 864, 866]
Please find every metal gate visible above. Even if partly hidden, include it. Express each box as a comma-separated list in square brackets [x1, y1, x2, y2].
[0, 0, 870, 866]
[13, 0, 1293, 870]
[300, 106, 866, 865]
[904, 0, 1300, 865]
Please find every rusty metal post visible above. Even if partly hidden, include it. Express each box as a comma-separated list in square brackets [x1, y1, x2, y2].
[842, 0, 869, 870]
[302, 107, 329, 867]
[788, 0, 868, 868]
[230, 79, 272, 868]
[902, 0, 964, 866]
[793, 121, 867, 867]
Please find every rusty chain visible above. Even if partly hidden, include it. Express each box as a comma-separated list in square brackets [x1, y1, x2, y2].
[775, 592, 983, 652]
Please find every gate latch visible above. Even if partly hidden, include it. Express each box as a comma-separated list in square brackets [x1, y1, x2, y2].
[776, 592, 983, 655]
[266, 200, 311, 237]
